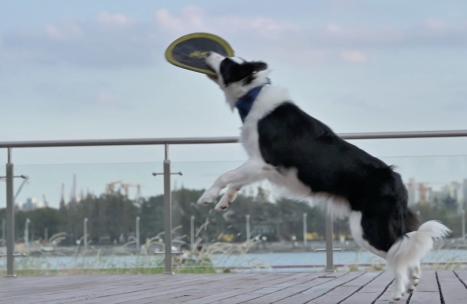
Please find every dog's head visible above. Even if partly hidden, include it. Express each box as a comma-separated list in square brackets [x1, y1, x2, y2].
[205, 52, 270, 107]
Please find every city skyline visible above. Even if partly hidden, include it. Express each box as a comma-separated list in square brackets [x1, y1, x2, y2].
[7, 165, 467, 210]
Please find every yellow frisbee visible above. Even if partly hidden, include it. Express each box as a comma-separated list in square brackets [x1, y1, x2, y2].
[165, 33, 235, 76]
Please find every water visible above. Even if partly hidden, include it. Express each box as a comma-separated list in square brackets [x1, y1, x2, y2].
[211, 249, 467, 268]
[2, 249, 466, 270]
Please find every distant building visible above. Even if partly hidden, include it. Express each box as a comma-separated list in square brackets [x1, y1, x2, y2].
[449, 181, 462, 201]
[418, 183, 430, 204]
[21, 197, 47, 210]
[406, 178, 432, 205]
[406, 178, 467, 207]
[406, 178, 417, 206]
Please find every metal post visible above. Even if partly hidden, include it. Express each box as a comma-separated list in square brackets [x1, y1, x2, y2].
[25, 218, 30, 251]
[1, 218, 5, 244]
[246, 214, 251, 241]
[136, 216, 140, 252]
[325, 205, 334, 272]
[190, 215, 195, 252]
[83, 218, 88, 251]
[6, 148, 15, 277]
[461, 208, 466, 240]
[163, 144, 173, 274]
[303, 213, 308, 249]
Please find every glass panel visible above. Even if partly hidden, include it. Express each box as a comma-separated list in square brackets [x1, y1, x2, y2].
[169, 139, 467, 272]
[1, 139, 466, 274]
[0, 161, 167, 275]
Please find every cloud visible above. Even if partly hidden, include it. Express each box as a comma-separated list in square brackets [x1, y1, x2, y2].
[96, 90, 118, 106]
[316, 20, 467, 48]
[45, 23, 83, 41]
[97, 12, 134, 29]
[2, 15, 158, 68]
[424, 19, 448, 31]
[154, 6, 205, 33]
[325, 23, 343, 34]
[94, 90, 130, 109]
[154, 6, 299, 39]
[340, 50, 368, 63]
[2, 6, 467, 70]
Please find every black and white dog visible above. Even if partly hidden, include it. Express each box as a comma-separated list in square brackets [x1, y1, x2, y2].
[197, 52, 450, 300]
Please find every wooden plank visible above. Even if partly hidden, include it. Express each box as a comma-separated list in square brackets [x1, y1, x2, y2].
[437, 271, 467, 304]
[104, 273, 305, 304]
[268, 272, 363, 304]
[77, 274, 243, 304]
[453, 270, 467, 289]
[213, 272, 325, 304]
[372, 270, 441, 304]
[199, 272, 330, 304]
[373, 284, 411, 304]
[113, 273, 288, 304]
[309, 272, 380, 304]
[6, 274, 217, 304]
[179, 273, 312, 304]
[341, 271, 393, 304]
[2, 271, 465, 304]
[409, 271, 441, 304]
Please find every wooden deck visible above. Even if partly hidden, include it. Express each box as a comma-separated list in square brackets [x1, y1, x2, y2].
[1, 271, 467, 303]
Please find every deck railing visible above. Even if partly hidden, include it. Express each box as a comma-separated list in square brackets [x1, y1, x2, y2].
[2, 129, 467, 276]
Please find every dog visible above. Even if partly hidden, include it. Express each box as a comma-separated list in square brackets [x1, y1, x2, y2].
[197, 52, 450, 300]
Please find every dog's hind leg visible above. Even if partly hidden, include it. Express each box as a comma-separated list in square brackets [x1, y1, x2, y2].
[408, 262, 421, 290]
[413, 262, 421, 284]
[392, 266, 409, 301]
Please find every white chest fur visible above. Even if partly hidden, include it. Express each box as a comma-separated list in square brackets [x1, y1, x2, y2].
[238, 85, 313, 198]
[239, 85, 290, 160]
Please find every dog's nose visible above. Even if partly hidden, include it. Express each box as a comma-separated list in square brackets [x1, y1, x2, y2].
[204, 52, 214, 68]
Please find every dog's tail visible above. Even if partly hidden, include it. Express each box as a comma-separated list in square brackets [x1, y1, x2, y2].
[387, 220, 451, 267]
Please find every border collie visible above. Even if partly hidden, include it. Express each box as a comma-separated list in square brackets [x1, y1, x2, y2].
[197, 52, 450, 300]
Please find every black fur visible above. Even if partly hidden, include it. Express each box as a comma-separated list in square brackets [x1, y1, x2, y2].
[257, 102, 419, 252]
[220, 58, 267, 86]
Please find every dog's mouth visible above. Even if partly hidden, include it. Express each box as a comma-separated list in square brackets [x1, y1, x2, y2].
[206, 73, 218, 81]
[205, 62, 218, 80]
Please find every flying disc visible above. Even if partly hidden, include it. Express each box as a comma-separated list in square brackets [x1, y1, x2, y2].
[165, 33, 235, 76]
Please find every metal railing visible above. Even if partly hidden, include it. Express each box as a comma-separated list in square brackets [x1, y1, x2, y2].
[2, 129, 467, 276]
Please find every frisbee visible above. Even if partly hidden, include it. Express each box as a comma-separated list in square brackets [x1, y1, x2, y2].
[165, 33, 235, 76]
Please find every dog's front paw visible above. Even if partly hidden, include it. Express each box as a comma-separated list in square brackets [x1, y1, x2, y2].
[197, 188, 220, 205]
[214, 189, 239, 211]
[214, 196, 229, 211]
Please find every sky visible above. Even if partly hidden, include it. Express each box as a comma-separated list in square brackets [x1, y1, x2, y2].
[1, 1, 467, 207]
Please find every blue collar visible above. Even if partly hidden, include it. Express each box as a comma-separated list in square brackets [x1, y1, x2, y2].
[235, 84, 268, 122]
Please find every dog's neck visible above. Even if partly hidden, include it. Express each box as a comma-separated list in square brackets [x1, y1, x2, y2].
[235, 84, 268, 122]
[221, 70, 271, 109]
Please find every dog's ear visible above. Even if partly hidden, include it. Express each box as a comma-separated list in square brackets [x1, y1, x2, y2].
[242, 61, 268, 85]
[206, 74, 218, 82]
[220, 58, 242, 85]
[221, 59, 268, 86]
[249, 61, 268, 73]
[219, 58, 238, 78]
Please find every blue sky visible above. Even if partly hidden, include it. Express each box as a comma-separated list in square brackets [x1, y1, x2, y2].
[1, 1, 467, 206]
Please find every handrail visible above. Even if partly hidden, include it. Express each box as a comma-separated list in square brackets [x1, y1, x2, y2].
[2, 129, 467, 276]
[1, 129, 467, 148]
